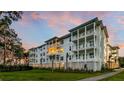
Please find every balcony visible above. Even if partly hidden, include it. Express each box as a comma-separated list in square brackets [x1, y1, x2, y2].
[72, 36, 77, 41]
[86, 41, 96, 49]
[72, 46, 78, 51]
[79, 33, 85, 39]
[79, 44, 85, 50]
[72, 56, 85, 62]
[86, 29, 95, 36]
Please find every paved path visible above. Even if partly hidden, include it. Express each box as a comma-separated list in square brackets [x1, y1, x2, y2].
[79, 68, 124, 81]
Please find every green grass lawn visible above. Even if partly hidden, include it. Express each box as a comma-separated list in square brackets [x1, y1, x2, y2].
[0, 69, 104, 81]
[102, 71, 124, 81]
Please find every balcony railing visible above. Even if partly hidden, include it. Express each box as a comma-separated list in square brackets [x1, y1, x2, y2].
[72, 36, 77, 41]
[72, 46, 78, 51]
[79, 44, 85, 50]
[86, 29, 95, 36]
[79, 33, 85, 38]
[86, 42, 96, 48]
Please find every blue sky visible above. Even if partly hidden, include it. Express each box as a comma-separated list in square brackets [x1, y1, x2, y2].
[11, 11, 124, 56]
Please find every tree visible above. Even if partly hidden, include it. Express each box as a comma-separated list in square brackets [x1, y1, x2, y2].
[108, 55, 112, 69]
[0, 11, 23, 64]
[23, 51, 29, 65]
[0, 11, 23, 26]
[119, 57, 124, 67]
[50, 55, 55, 72]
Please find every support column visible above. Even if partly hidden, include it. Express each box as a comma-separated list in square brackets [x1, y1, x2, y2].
[93, 22, 96, 71]
[94, 22, 96, 60]
[84, 26, 87, 70]
[85, 26, 87, 68]
[71, 32, 73, 61]
[77, 29, 79, 62]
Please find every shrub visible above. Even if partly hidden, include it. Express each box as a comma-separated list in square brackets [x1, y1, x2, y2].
[0, 65, 33, 72]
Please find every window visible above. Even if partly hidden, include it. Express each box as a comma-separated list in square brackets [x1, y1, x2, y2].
[57, 55, 59, 60]
[89, 40, 94, 47]
[61, 40, 64, 44]
[76, 55, 78, 59]
[79, 54, 80, 59]
[82, 54, 85, 59]
[89, 53, 94, 58]
[69, 56, 71, 60]
[40, 59, 42, 63]
[40, 53, 42, 56]
[43, 52, 45, 56]
[69, 46, 71, 51]
[69, 37, 71, 42]
[35, 55, 38, 57]
[61, 56, 63, 61]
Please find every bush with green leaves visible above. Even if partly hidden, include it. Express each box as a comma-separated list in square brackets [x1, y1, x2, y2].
[0, 65, 33, 72]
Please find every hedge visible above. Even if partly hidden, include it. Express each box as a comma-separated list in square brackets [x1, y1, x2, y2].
[0, 65, 33, 72]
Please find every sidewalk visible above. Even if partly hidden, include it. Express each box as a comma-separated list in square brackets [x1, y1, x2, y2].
[79, 68, 124, 81]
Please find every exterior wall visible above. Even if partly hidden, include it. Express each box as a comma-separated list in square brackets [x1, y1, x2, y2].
[60, 36, 72, 68]
[106, 45, 120, 69]
[31, 63, 64, 69]
[29, 18, 119, 71]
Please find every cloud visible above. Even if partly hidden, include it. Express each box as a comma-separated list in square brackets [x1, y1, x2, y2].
[84, 11, 111, 19]
[31, 11, 86, 36]
[18, 11, 112, 36]
[119, 49, 124, 57]
[116, 16, 124, 25]
[119, 43, 124, 48]
[22, 42, 39, 50]
[17, 14, 31, 26]
[15, 12, 124, 57]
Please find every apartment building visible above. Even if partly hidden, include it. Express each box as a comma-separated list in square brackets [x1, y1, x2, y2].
[106, 44, 120, 69]
[29, 17, 119, 71]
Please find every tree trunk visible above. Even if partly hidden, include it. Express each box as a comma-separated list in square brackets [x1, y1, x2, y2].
[51, 56, 54, 72]
[3, 30, 6, 65]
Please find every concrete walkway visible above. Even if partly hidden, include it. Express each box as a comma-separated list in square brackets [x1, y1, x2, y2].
[80, 68, 124, 81]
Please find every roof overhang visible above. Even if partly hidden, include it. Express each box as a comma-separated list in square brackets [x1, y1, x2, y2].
[69, 17, 99, 32]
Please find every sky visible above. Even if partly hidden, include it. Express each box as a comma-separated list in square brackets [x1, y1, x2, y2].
[11, 11, 124, 56]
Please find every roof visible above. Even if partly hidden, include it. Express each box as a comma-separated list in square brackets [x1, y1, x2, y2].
[108, 44, 120, 49]
[29, 47, 36, 51]
[112, 46, 120, 49]
[45, 36, 59, 43]
[59, 33, 71, 40]
[37, 44, 46, 48]
[102, 26, 109, 38]
[69, 17, 99, 32]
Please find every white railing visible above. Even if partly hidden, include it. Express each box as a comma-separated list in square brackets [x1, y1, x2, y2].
[86, 42, 96, 48]
[79, 44, 85, 50]
[86, 29, 94, 36]
[72, 36, 77, 41]
[72, 46, 78, 51]
[79, 33, 85, 38]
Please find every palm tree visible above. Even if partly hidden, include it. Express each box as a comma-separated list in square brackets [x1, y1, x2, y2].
[109, 55, 112, 69]
[50, 55, 55, 72]
[66, 52, 69, 71]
